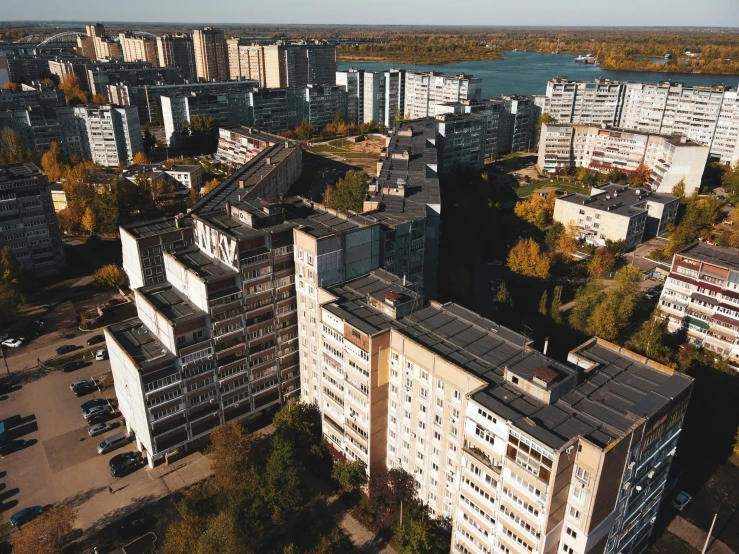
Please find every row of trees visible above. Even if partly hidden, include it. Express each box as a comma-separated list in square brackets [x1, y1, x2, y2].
[278, 115, 384, 141]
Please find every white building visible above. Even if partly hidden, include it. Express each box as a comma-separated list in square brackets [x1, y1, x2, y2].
[538, 123, 710, 194]
[404, 72, 482, 120]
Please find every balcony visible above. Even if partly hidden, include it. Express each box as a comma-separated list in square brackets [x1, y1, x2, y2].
[213, 326, 245, 342]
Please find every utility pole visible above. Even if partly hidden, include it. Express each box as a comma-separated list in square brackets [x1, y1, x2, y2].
[702, 513, 718, 554]
[1, 345, 8, 375]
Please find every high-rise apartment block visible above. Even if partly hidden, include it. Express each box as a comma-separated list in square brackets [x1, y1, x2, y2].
[538, 123, 710, 194]
[193, 28, 229, 82]
[0, 163, 66, 276]
[161, 93, 251, 147]
[434, 98, 507, 157]
[119, 33, 158, 66]
[537, 78, 739, 165]
[84, 24, 121, 62]
[156, 34, 197, 80]
[337, 68, 406, 126]
[263, 42, 337, 88]
[553, 184, 679, 248]
[502, 95, 539, 152]
[87, 64, 183, 97]
[658, 242, 739, 366]
[404, 72, 482, 120]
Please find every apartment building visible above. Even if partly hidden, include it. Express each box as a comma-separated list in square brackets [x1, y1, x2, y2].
[161, 92, 251, 146]
[553, 184, 679, 248]
[81, 23, 120, 62]
[538, 123, 710, 194]
[121, 216, 194, 289]
[119, 33, 158, 66]
[230, 43, 267, 86]
[337, 68, 406, 126]
[156, 34, 196, 80]
[86, 64, 183, 97]
[0, 163, 66, 276]
[108, 80, 258, 126]
[404, 72, 482, 120]
[539, 78, 739, 164]
[0, 84, 65, 110]
[249, 87, 305, 132]
[122, 163, 202, 191]
[365, 119, 441, 298]
[302, 84, 348, 128]
[261, 41, 337, 89]
[502, 95, 540, 153]
[193, 28, 228, 82]
[0, 106, 63, 154]
[659, 242, 739, 366]
[435, 113, 487, 170]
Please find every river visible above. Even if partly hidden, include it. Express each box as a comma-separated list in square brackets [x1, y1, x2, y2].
[338, 51, 739, 98]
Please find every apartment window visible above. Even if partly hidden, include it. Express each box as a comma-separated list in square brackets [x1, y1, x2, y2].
[433, 431, 442, 442]
[453, 389, 461, 402]
[434, 414, 443, 426]
[569, 507, 581, 522]
[419, 387, 428, 398]
[563, 545, 574, 554]
[418, 421, 426, 430]
[436, 379, 444, 391]
[565, 527, 577, 539]
[436, 398, 443, 409]
[575, 466, 590, 485]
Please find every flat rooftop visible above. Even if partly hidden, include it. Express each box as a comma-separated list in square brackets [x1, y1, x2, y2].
[677, 242, 739, 272]
[0, 162, 42, 181]
[137, 282, 205, 324]
[558, 183, 675, 217]
[122, 216, 192, 239]
[107, 318, 176, 370]
[169, 245, 237, 282]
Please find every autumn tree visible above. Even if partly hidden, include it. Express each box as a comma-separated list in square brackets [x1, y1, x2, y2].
[81, 205, 98, 234]
[59, 74, 88, 104]
[536, 112, 553, 143]
[93, 264, 126, 288]
[163, 518, 203, 554]
[297, 118, 316, 140]
[62, 159, 97, 229]
[2, 81, 19, 92]
[11, 505, 76, 554]
[497, 281, 513, 307]
[588, 247, 616, 277]
[203, 178, 220, 195]
[322, 170, 369, 213]
[514, 191, 557, 230]
[507, 238, 551, 279]
[538, 290, 549, 316]
[332, 460, 368, 493]
[91, 93, 108, 104]
[0, 128, 32, 164]
[628, 163, 651, 188]
[41, 141, 67, 182]
[208, 422, 262, 492]
[672, 178, 686, 198]
[132, 151, 149, 165]
[550, 285, 563, 324]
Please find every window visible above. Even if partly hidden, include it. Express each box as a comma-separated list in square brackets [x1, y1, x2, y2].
[569, 507, 581, 521]
[453, 389, 461, 402]
[575, 466, 590, 485]
[562, 545, 574, 554]
[565, 527, 577, 539]
[436, 398, 443, 409]
[434, 414, 443, 426]
[436, 379, 444, 391]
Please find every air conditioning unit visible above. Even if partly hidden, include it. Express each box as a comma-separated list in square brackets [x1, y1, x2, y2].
[647, 470, 655, 479]
[623, 482, 631, 491]
[209, 398, 216, 404]
[628, 462, 636, 470]
[233, 403, 239, 408]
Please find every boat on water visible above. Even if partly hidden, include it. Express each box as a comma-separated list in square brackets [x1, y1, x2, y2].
[575, 54, 598, 64]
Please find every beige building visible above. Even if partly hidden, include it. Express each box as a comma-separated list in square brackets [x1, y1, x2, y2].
[193, 28, 228, 82]
[538, 123, 709, 194]
[156, 34, 196, 79]
[119, 33, 158, 66]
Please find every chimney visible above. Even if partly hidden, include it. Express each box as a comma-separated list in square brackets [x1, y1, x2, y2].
[225, 201, 231, 217]
[543, 337, 549, 355]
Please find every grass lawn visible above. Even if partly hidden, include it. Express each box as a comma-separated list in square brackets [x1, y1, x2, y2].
[515, 180, 588, 198]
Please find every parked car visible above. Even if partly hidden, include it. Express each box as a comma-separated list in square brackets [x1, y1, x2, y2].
[9, 506, 43, 527]
[87, 335, 105, 346]
[70, 379, 95, 392]
[107, 298, 126, 306]
[56, 344, 79, 355]
[63, 361, 86, 373]
[2, 338, 24, 348]
[80, 398, 108, 412]
[88, 422, 113, 437]
[97, 431, 128, 454]
[111, 456, 146, 478]
[95, 349, 108, 361]
[486, 260, 504, 267]
[671, 491, 692, 511]
[87, 412, 115, 425]
[84, 404, 112, 420]
[109, 451, 142, 468]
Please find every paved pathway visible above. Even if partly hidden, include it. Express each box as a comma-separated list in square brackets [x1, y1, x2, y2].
[329, 495, 397, 554]
[668, 515, 735, 554]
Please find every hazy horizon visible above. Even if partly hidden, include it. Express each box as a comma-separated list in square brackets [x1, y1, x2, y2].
[3, 0, 739, 28]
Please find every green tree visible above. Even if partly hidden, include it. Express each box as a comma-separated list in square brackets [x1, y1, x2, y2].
[332, 460, 368, 493]
[272, 402, 323, 458]
[93, 179, 121, 234]
[322, 170, 369, 213]
[536, 112, 553, 143]
[393, 500, 450, 554]
[626, 308, 672, 363]
[196, 512, 247, 554]
[672, 178, 686, 198]
[550, 285, 563, 324]
[538, 290, 549, 316]
[333, 111, 345, 126]
[297, 119, 316, 140]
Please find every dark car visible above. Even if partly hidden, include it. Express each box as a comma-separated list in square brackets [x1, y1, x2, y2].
[9, 506, 43, 527]
[80, 398, 108, 412]
[109, 451, 142, 468]
[87, 412, 115, 425]
[63, 360, 86, 373]
[56, 344, 79, 355]
[107, 298, 126, 306]
[111, 456, 146, 477]
[87, 335, 105, 346]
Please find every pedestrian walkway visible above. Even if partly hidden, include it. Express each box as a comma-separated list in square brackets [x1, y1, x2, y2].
[668, 516, 735, 554]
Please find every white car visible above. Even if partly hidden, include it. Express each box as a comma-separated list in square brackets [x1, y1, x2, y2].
[88, 422, 113, 437]
[95, 349, 108, 361]
[2, 338, 24, 348]
[671, 491, 692, 511]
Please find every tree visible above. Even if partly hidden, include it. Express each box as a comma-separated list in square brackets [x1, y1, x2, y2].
[132, 151, 149, 164]
[143, 126, 157, 155]
[297, 119, 316, 140]
[513, 191, 556, 230]
[393, 500, 450, 554]
[507, 238, 551, 279]
[93, 264, 126, 288]
[207, 422, 259, 492]
[63, 159, 98, 228]
[91, 93, 108, 104]
[626, 308, 672, 363]
[3, 82, 19, 92]
[588, 247, 616, 277]
[497, 281, 513, 307]
[628, 163, 651, 187]
[536, 112, 553, 143]
[538, 290, 549, 316]
[41, 141, 67, 182]
[272, 402, 323, 457]
[11, 505, 76, 554]
[81, 205, 98, 235]
[56, 208, 75, 234]
[163, 518, 203, 554]
[333, 111, 345, 126]
[0, 128, 32, 164]
[196, 512, 247, 554]
[332, 460, 368, 493]
[554, 223, 578, 260]
[59, 74, 88, 104]
[203, 178, 220, 195]
[672, 178, 686, 198]
[93, 179, 121, 235]
[322, 170, 369, 213]
[550, 285, 563, 324]
[0, 246, 22, 287]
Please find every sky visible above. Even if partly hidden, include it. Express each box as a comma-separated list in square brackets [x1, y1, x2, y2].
[3, 0, 739, 27]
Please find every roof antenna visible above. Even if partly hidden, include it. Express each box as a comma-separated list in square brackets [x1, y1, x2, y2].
[521, 324, 533, 356]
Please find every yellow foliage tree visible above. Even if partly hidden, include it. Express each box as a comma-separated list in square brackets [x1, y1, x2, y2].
[41, 141, 67, 182]
[81, 206, 97, 234]
[203, 178, 220, 195]
[132, 151, 149, 165]
[11, 505, 76, 554]
[507, 238, 551, 279]
[513, 191, 556, 230]
[59, 74, 88, 104]
[554, 222, 579, 260]
[93, 264, 126, 288]
[91, 93, 108, 104]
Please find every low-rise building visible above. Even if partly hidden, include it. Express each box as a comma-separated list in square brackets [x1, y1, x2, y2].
[659, 242, 739, 366]
[122, 163, 203, 191]
[538, 123, 710, 194]
[553, 184, 679, 248]
[0, 163, 66, 276]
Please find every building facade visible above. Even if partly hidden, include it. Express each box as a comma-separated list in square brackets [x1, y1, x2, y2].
[404, 72, 482, 120]
[156, 34, 196, 79]
[193, 28, 228, 82]
[119, 33, 158, 66]
[0, 163, 66, 276]
[538, 123, 710, 194]
[553, 184, 679, 248]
